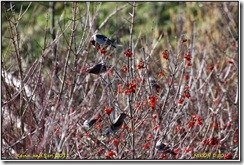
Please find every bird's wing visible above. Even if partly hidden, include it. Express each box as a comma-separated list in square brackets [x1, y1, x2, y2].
[112, 115, 121, 124]
[96, 34, 108, 42]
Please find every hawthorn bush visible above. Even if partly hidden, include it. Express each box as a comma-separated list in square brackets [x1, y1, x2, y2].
[1, 2, 239, 160]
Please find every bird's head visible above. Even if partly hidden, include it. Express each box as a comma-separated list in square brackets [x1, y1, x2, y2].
[90, 39, 95, 46]
[89, 34, 96, 45]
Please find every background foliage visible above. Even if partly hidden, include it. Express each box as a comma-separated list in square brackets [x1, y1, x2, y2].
[1, 2, 239, 160]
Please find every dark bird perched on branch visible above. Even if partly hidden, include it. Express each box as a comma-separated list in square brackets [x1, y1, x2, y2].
[87, 63, 108, 75]
[156, 140, 177, 155]
[104, 113, 127, 136]
[149, 78, 161, 93]
[90, 34, 116, 50]
[83, 115, 101, 129]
